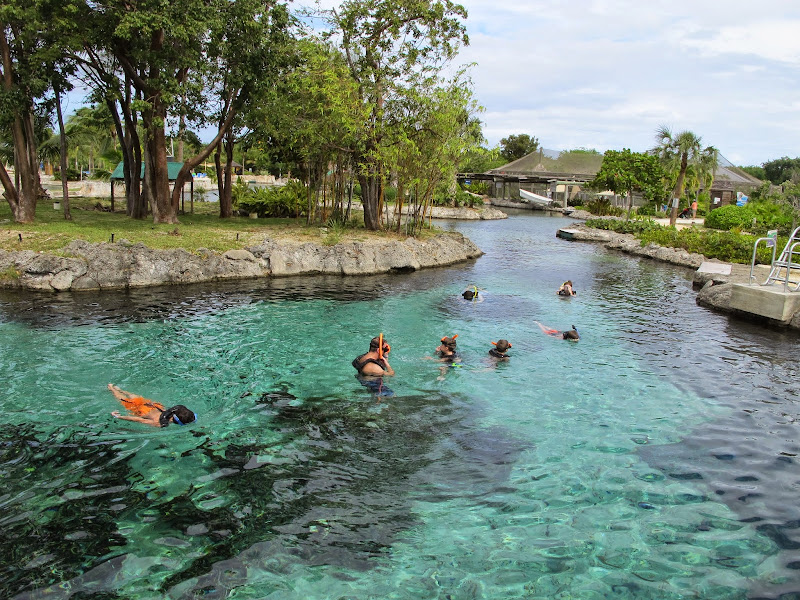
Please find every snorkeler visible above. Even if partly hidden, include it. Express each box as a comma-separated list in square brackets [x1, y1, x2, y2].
[435, 335, 460, 362]
[535, 322, 580, 341]
[557, 280, 576, 296]
[489, 339, 512, 360]
[462, 286, 479, 300]
[433, 334, 461, 380]
[352, 335, 395, 377]
[108, 383, 197, 427]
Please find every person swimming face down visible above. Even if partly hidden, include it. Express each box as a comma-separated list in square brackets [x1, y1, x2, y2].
[158, 405, 197, 427]
[562, 326, 579, 340]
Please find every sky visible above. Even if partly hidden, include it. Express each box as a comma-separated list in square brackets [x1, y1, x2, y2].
[443, 0, 800, 166]
[64, 0, 800, 167]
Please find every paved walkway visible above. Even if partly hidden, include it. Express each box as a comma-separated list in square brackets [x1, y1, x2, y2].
[653, 217, 704, 230]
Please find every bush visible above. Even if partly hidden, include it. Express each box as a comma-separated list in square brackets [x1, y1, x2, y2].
[236, 180, 307, 218]
[585, 217, 663, 235]
[639, 227, 775, 264]
[54, 167, 82, 181]
[636, 203, 658, 216]
[584, 198, 624, 217]
[705, 203, 793, 236]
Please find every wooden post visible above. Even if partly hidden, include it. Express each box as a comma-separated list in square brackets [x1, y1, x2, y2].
[110, 180, 115, 212]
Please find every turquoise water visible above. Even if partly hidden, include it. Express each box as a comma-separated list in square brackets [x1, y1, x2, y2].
[2, 211, 799, 599]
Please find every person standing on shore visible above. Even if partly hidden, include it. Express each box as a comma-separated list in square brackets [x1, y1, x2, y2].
[691, 199, 698, 219]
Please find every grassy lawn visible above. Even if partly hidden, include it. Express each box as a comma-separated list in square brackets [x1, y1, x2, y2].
[0, 196, 420, 254]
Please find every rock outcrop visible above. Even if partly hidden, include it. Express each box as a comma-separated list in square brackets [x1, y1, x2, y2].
[0, 233, 483, 292]
[562, 223, 800, 330]
[559, 225, 705, 269]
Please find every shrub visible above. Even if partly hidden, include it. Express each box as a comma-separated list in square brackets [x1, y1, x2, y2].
[638, 227, 776, 264]
[584, 198, 624, 217]
[236, 180, 307, 218]
[585, 217, 663, 235]
[705, 203, 793, 236]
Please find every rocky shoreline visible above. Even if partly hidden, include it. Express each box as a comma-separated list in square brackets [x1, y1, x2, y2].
[0, 232, 483, 292]
[560, 223, 800, 330]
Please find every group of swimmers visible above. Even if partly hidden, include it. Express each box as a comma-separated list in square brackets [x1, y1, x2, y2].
[109, 281, 578, 427]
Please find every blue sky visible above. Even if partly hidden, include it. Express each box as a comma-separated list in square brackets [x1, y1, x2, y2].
[449, 0, 800, 166]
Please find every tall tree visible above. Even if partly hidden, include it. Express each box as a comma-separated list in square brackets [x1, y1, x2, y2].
[653, 126, 718, 226]
[589, 148, 664, 219]
[327, 0, 469, 230]
[499, 133, 539, 163]
[762, 157, 800, 185]
[0, 0, 52, 222]
[170, 0, 294, 219]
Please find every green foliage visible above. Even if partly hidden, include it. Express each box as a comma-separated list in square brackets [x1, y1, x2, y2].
[464, 181, 489, 195]
[741, 165, 766, 181]
[705, 203, 793, 236]
[636, 203, 660, 217]
[638, 228, 775, 264]
[236, 181, 307, 218]
[54, 167, 82, 181]
[584, 198, 624, 217]
[652, 126, 718, 203]
[589, 149, 665, 213]
[499, 134, 539, 162]
[585, 217, 663, 235]
[763, 156, 800, 185]
[459, 145, 505, 173]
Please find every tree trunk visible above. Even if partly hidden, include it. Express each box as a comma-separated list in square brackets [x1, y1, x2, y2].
[670, 153, 689, 226]
[359, 171, 382, 230]
[55, 90, 72, 221]
[143, 97, 176, 224]
[220, 131, 234, 218]
[1, 31, 39, 222]
[169, 107, 237, 216]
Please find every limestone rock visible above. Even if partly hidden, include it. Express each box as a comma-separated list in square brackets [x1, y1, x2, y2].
[0, 232, 482, 292]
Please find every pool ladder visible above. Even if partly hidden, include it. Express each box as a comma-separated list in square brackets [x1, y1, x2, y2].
[750, 225, 800, 290]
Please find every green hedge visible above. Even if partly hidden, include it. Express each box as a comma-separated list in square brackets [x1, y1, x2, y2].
[705, 203, 793, 236]
[638, 227, 776, 264]
[585, 217, 663, 235]
[585, 216, 778, 263]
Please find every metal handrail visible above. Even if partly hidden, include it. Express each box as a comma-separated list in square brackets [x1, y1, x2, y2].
[782, 241, 800, 291]
[750, 237, 778, 284]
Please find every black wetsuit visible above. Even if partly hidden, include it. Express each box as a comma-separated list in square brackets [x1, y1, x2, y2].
[437, 350, 460, 363]
[488, 348, 509, 359]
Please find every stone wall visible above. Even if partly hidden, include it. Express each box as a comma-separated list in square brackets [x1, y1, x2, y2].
[0, 233, 483, 292]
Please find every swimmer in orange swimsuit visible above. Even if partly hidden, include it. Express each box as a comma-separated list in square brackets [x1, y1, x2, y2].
[108, 384, 197, 427]
[535, 322, 580, 341]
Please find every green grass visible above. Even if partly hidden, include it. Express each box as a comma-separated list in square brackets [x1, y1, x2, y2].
[0, 196, 423, 254]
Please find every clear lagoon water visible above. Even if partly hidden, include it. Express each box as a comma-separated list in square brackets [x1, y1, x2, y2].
[1, 210, 799, 599]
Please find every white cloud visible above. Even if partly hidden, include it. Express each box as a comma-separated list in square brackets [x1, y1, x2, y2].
[451, 0, 800, 164]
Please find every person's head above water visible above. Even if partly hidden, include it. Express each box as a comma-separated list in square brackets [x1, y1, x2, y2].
[492, 339, 512, 353]
[562, 326, 579, 341]
[158, 405, 197, 427]
[369, 336, 391, 354]
[462, 287, 478, 300]
[440, 334, 458, 351]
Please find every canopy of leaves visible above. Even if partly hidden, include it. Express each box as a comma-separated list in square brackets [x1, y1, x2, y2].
[762, 157, 800, 185]
[499, 133, 539, 163]
[589, 149, 664, 201]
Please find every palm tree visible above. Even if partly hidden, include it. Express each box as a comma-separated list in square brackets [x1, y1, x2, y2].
[653, 126, 718, 225]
